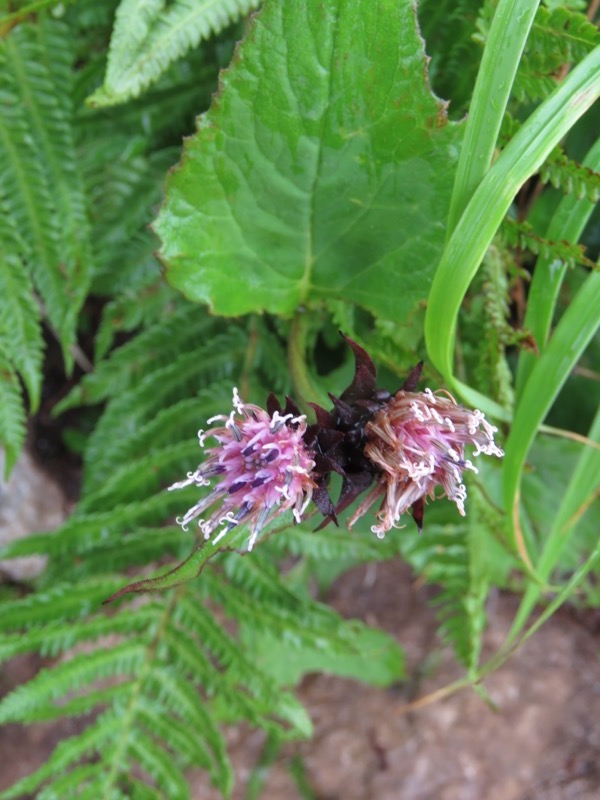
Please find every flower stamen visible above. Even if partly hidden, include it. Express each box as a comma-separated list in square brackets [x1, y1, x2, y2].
[169, 388, 316, 550]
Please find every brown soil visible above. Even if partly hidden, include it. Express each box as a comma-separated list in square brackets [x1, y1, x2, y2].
[188, 560, 600, 800]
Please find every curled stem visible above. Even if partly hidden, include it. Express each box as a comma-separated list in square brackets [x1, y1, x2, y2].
[288, 313, 329, 412]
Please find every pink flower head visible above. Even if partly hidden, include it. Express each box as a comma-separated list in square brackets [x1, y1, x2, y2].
[348, 388, 504, 537]
[169, 389, 316, 550]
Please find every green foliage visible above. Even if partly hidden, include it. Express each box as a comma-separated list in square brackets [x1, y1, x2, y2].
[0, 307, 405, 796]
[514, 6, 600, 103]
[460, 243, 515, 410]
[0, 17, 93, 367]
[475, 3, 600, 104]
[155, 0, 462, 321]
[501, 114, 600, 203]
[0, 220, 44, 412]
[396, 486, 511, 670]
[425, 0, 599, 660]
[0, 344, 28, 474]
[539, 146, 600, 202]
[0, 220, 44, 470]
[88, 0, 261, 106]
[0, 0, 234, 470]
[0, 0, 599, 796]
[501, 217, 596, 270]
[0, 16, 93, 470]
[0, 578, 391, 799]
[418, 0, 485, 117]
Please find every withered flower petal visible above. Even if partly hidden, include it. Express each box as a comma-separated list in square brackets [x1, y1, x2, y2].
[349, 387, 504, 536]
[307, 334, 502, 534]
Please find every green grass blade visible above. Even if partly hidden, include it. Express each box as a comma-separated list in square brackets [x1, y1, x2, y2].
[446, 0, 540, 236]
[507, 407, 600, 642]
[514, 540, 600, 648]
[425, 44, 600, 403]
[502, 268, 600, 557]
[515, 136, 600, 398]
[471, 540, 600, 688]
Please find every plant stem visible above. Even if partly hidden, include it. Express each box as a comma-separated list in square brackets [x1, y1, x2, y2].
[288, 313, 329, 411]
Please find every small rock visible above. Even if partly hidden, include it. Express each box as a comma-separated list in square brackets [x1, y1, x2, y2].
[0, 448, 69, 582]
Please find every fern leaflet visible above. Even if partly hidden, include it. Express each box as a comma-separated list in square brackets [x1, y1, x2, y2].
[88, 0, 262, 106]
[514, 6, 600, 102]
[501, 217, 596, 271]
[0, 346, 27, 475]
[0, 218, 44, 414]
[539, 146, 600, 202]
[0, 17, 93, 372]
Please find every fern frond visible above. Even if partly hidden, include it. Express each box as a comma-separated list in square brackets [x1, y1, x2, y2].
[89, 395, 215, 470]
[0, 219, 44, 413]
[93, 278, 177, 361]
[399, 520, 474, 664]
[127, 731, 190, 799]
[0, 642, 147, 724]
[0, 51, 61, 333]
[81, 331, 247, 493]
[129, 780, 163, 800]
[475, 3, 599, 104]
[136, 700, 212, 770]
[0, 308, 405, 797]
[418, 0, 484, 116]
[0, 546, 390, 791]
[465, 243, 515, 409]
[53, 527, 189, 580]
[252, 319, 292, 397]
[80, 441, 206, 512]
[514, 6, 600, 102]
[88, 0, 261, 106]
[0, 492, 196, 562]
[0, 17, 93, 371]
[269, 523, 402, 563]
[0, 711, 121, 800]
[210, 556, 362, 657]
[57, 305, 216, 411]
[499, 113, 600, 204]
[501, 217, 596, 270]
[539, 147, 600, 202]
[36, 763, 109, 800]
[85, 145, 178, 296]
[13, 683, 134, 725]
[0, 577, 125, 631]
[0, 605, 159, 662]
[0, 345, 27, 476]
[143, 665, 233, 792]
[398, 483, 510, 670]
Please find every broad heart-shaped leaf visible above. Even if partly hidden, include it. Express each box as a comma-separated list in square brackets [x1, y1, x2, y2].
[155, 0, 462, 322]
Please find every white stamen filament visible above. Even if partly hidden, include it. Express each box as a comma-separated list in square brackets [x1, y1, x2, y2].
[232, 387, 244, 414]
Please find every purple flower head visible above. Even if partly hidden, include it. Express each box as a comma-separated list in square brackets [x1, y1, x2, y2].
[169, 388, 316, 550]
[348, 387, 504, 537]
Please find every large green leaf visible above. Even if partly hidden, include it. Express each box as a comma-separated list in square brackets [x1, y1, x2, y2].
[155, 0, 461, 321]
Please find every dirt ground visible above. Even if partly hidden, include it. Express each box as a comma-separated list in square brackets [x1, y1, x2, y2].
[1, 451, 599, 799]
[185, 561, 600, 800]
